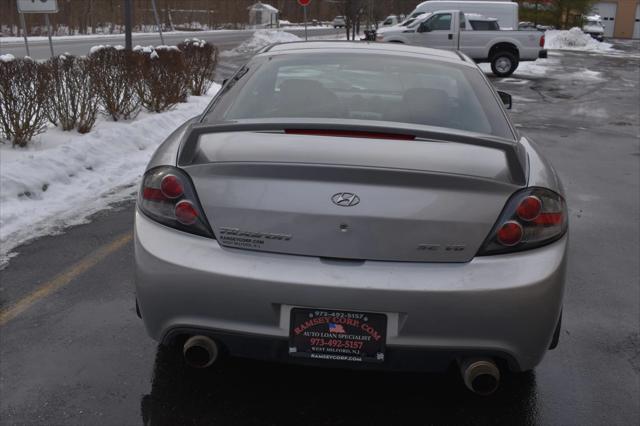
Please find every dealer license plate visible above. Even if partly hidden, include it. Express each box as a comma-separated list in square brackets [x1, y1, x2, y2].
[289, 308, 387, 363]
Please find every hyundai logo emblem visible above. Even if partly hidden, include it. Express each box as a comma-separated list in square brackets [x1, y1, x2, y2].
[331, 192, 360, 207]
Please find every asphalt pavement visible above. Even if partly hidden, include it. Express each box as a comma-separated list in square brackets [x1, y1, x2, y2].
[0, 38, 638, 426]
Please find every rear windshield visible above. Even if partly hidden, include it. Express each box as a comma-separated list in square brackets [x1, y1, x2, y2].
[205, 52, 513, 139]
[470, 20, 500, 31]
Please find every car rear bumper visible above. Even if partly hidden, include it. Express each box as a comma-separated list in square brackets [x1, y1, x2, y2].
[538, 49, 548, 59]
[134, 211, 568, 372]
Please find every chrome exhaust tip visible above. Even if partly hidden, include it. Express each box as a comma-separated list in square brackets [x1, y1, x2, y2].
[183, 335, 218, 368]
[459, 358, 500, 395]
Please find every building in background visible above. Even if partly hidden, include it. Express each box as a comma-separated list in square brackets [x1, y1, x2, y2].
[248, 2, 279, 28]
[590, 0, 639, 38]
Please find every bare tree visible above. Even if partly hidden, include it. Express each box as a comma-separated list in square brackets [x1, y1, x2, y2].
[329, 0, 365, 40]
[0, 0, 435, 36]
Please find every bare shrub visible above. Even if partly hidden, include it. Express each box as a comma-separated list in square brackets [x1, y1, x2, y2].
[46, 55, 98, 133]
[75, 58, 99, 134]
[0, 58, 50, 147]
[88, 47, 140, 121]
[133, 47, 189, 113]
[178, 39, 218, 96]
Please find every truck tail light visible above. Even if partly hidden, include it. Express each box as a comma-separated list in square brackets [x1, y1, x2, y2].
[138, 166, 215, 239]
[478, 188, 567, 255]
[540, 34, 545, 47]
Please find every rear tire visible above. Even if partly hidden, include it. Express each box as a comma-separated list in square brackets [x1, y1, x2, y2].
[490, 51, 518, 77]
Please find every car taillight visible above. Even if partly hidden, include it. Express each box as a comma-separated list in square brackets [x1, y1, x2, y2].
[540, 35, 545, 47]
[516, 195, 542, 221]
[138, 166, 214, 238]
[496, 221, 523, 246]
[478, 187, 567, 255]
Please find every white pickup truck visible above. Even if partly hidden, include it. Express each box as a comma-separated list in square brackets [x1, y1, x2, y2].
[377, 10, 547, 77]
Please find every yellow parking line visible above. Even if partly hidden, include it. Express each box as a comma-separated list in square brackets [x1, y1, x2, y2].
[0, 232, 133, 327]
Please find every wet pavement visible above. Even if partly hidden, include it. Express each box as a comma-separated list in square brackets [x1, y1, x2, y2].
[0, 40, 639, 425]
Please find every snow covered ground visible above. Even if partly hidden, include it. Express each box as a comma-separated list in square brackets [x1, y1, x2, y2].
[0, 84, 220, 265]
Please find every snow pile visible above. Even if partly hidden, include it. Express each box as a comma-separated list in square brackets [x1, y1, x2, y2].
[132, 44, 180, 54]
[0, 54, 16, 62]
[0, 84, 221, 264]
[515, 61, 553, 77]
[155, 45, 180, 52]
[184, 38, 207, 47]
[133, 45, 154, 53]
[220, 30, 301, 58]
[545, 27, 614, 51]
[89, 45, 107, 55]
[89, 44, 125, 55]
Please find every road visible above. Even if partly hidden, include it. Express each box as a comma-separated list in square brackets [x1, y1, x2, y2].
[0, 38, 639, 425]
[0, 27, 343, 61]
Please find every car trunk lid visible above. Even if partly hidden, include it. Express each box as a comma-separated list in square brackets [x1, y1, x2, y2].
[180, 123, 524, 262]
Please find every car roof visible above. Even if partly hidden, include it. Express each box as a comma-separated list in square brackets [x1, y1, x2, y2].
[262, 41, 473, 67]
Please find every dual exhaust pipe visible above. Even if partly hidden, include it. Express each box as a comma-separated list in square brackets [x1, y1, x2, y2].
[182, 336, 500, 395]
[459, 358, 501, 395]
[183, 335, 219, 369]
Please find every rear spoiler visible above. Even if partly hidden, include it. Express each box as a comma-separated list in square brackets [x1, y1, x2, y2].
[177, 120, 528, 185]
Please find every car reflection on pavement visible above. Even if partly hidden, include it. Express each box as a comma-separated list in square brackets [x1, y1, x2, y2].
[140, 343, 539, 426]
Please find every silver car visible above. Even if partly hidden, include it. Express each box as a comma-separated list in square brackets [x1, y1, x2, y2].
[331, 16, 346, 28]
[135, 42, 568, 395]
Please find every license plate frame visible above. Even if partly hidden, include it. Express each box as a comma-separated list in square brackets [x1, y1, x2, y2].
[288, 308, 387, 363]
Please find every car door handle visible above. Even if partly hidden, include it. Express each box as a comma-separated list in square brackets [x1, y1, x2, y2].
[448, 34, 453, 40]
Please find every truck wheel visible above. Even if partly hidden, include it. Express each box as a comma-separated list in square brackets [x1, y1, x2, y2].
[490, 51, 518, 77]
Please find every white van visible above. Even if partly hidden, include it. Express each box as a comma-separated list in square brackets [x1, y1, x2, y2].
[407, 1, 518, 30]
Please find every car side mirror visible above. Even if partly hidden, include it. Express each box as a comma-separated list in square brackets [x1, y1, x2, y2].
[222, 78, 229, 86]
[498, 91, 512, 109]
[418, 23, 431, 33]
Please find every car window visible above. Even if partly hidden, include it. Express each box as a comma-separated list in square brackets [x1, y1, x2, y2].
[469, 20, 500, 30]
[205, 53, 513, 139]
[430, 13, 452, 31]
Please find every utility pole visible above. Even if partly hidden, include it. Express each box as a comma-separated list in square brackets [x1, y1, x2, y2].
[20, 13, 30, 56]
[124, 0, 132, 50]
[151, 0, 165, 45]
[45, 14, 54, 57]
